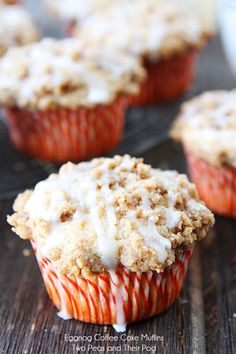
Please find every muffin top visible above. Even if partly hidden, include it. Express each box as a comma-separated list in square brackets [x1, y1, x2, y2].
[75, 0, 210, 60]
[8, 155, 214, 277]
[47, 0, 113, 21]
[171, 90, 236, 167]
[0, 37, 145, 110]
[0, 5, 39, 57]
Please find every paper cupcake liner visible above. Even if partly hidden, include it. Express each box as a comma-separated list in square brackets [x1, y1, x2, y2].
[32, 241, 192, 327]
[187, 151, 236, 216]
[5, 96, 126, 162]
[129, 49, 198, 106]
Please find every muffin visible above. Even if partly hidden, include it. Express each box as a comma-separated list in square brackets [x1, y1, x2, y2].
[171, 90, 236, 217]
[7, 155, 214, 331]
[74, 0, 211, 106]
[45, 0, 113, 36]
[0, 4, 39, 56]
[0, 38, 144, 162]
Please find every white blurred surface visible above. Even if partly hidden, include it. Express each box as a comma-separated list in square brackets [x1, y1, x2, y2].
[22, 0, 65, 38]
[159, 0, 217, 30]
[219, 0, 236, 77]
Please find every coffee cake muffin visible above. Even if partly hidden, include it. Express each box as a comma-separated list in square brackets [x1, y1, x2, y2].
[171, 90, 236, 216]
[0, 38, 144, 162]
[0, 4, 39, 56]
[74, 0, 211, 106]
[8, 155, 214, 331]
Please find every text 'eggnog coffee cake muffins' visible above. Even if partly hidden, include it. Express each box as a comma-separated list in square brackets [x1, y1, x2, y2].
[73, 0, 211, 106]
[0, 4, 39, 56]
[8, 155, 214, 331]
[171, 90, 236, 217]
[0, 38, 145, 162]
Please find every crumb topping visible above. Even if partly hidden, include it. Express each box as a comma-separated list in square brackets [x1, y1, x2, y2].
[74, 1, 210, 60]
[171, 90, 236, 167]
[0, 37, 145, 109]
[0, 5, 39, 57]
[8, 155, 214, 276]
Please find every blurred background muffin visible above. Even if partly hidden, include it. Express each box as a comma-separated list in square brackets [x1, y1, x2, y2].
[0, 4, 39, 56]
[171, 90, 236, 217]
[72, 0, 211, 106]
[0, 38, 145, 162]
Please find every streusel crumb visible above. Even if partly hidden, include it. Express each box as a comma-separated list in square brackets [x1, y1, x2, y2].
[171, 90, 236, 167]
[0, 38, 145, 109]
[73, 0, 211, 60]
[8, 155, 214, 276]
[0, 5, 39, 56]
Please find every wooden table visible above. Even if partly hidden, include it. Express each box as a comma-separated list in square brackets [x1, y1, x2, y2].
[0, 9, 236, 353]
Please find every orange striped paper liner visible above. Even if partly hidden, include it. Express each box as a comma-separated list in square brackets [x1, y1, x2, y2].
[129, 49, 198, 106]
[32, 242, 192, 326]
[5, 96, 126, 162]
[186, 151, 236, 217]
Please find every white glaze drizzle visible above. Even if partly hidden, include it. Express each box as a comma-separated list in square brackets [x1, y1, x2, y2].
[24, 157, 190, 270]
[180, 90, 236, 130]
[84, 174, 119, 269]
[109, 270, 126, 332]
[13, 156, 213, 331]
[57, 311, 72, 320]
[54, 272, 72, 320]
[37, 252, 72, 320]
[76, 0, 206, 58]
[0, 38, 144, 109]
[165, 208, 181, 229]
[0, 5, 39, 51]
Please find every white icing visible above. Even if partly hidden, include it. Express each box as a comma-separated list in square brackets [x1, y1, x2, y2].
[36, 252, 72, 320]
[57, 311, 72, 320]
[87, 86, 110, 103]
[113, 324, 127, 332]
[109, 271, 126, 332]
[130, 188, 172, 262]
[24, 156, 206, 271]
[175, 90, 236, 167]
[165, 208, 181, 229]
[0, 38, 144, 108]
[75, 0, 207, 58]
[136, 218, 171, 263]
[0, 5, 39, 53]
[181, 90, 236, 130]
[54, 272, 72, 320]
[187, 200, 207, 212]
[84, 175, 119, 269]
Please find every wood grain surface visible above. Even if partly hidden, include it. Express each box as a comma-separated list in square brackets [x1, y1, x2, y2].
[0, 3, 236, 353]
